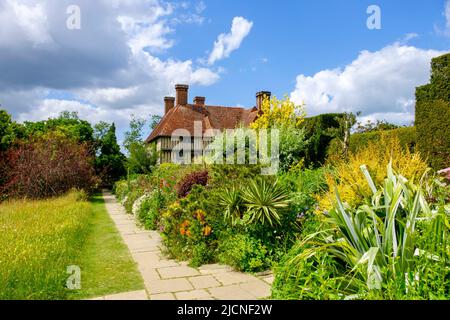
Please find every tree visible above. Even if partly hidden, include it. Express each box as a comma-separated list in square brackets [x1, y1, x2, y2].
[355, 119, 400, 134]
[150, 115, 162, 130]
[127, 143, 157, 175]
[20, 111, 94, 144]
[123, 115, 158, 175]
[0, 109, 15, 151]
[328, 111, 361, 158]
[95, 123, 126, 186]
[123, 115, 146, 152]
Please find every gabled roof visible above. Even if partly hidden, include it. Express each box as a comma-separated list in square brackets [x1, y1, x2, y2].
[145, 104, 258, 143]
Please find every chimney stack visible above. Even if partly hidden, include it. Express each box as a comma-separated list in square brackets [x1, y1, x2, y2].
[175, 84, 189, 106]
[164, 96, 175, 114]
[256, 91, 271, 110]
[193, 96, 205, 106]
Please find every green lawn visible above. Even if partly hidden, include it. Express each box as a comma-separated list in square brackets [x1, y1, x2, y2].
[68, 194, 144, 299]
[0, 191, 143, 300]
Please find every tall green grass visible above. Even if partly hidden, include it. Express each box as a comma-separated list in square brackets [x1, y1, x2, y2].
[0, 191, 92, 300]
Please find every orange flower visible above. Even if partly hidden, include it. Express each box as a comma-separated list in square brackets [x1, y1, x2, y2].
[203, 225, 212, 236]
[186, 230, 192, 237]
[180, 227, 186, 236]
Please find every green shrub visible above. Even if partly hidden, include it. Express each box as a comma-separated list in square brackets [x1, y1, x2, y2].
[301, 113, 345, 166]
[217, 233, 273, 272]
[124, 189, 143, 214]
[415, 53, 450, 170]
[278, 127, 309, 172]
[135, 190, 166, 230]
[113, 180, 129, 201]
[160, 186, 219, 266]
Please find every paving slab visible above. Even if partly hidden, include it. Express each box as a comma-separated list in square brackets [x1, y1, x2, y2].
[209, 285, 257, 300]
[239, 280, 271, 299]
[158, 265, 200, 279]
[175, 289, 213, 300]
[212, 271, 257, 286]
[147, 278, 194, 294]
[188, 275, 221, 289]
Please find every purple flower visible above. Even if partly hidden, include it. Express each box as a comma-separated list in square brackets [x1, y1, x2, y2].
[297, 212, 305, 219]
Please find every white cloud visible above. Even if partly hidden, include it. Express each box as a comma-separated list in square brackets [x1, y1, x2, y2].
[290, 43, 446, 125]
[207, 16, 253, 65]
[0, 0, 220, 142]
[0, 0, 53, 48]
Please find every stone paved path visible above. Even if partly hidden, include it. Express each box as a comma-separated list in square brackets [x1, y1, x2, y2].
[95, 191, 273, 300]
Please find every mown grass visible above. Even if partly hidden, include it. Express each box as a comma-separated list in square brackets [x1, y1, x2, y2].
[67, 194, 143, 299]
[0, 191, 143, 300]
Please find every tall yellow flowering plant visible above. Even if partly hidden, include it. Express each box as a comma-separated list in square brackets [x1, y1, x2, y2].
[250, 95, 306, 129]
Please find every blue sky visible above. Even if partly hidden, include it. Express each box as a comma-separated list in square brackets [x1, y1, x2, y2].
[0, 0, 449, 144]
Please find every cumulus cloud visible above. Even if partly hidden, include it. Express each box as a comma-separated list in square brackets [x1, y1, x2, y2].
[0, 0, 219, 142]
[207, 16, 253, 65]
[0, 0, 54, 48]
[290, 43, 446, 125]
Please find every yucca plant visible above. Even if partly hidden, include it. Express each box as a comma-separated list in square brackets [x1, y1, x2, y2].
[241, 178, 291, 226]
[218, 186, 244, 225]
[289, 162, 448, 298]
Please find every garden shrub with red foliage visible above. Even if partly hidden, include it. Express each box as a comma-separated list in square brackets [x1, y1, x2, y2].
[0, 134, 98, 199]
[176, 170, 209, 198]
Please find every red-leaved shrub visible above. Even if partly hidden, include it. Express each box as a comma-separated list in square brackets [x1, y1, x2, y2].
[0, 135, 98, 199]
[176, 170, 209, 198]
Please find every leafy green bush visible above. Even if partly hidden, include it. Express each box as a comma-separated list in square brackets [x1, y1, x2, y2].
[160, 186, 219, 266]
[415, 53, 450, 170]
[301, 113, 345, 166]
[135, 190, 166, 230]
[217, 233, 272, 272]
[278, 127, 308, 172]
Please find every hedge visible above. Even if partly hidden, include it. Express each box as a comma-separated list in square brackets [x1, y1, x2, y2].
[301, 113, 344, 165]
[415, 53, 450, 169]
[327, 126, 416, 159]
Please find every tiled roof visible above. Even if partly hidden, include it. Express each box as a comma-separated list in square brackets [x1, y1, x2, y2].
[145, 104, 258, 143]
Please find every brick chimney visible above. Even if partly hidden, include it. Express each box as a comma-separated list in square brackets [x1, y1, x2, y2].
[175, 84, 189, 106]
[164, 96, 175, 114]
[256, 91, 271, 111]
[193, 96, 205, 106]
